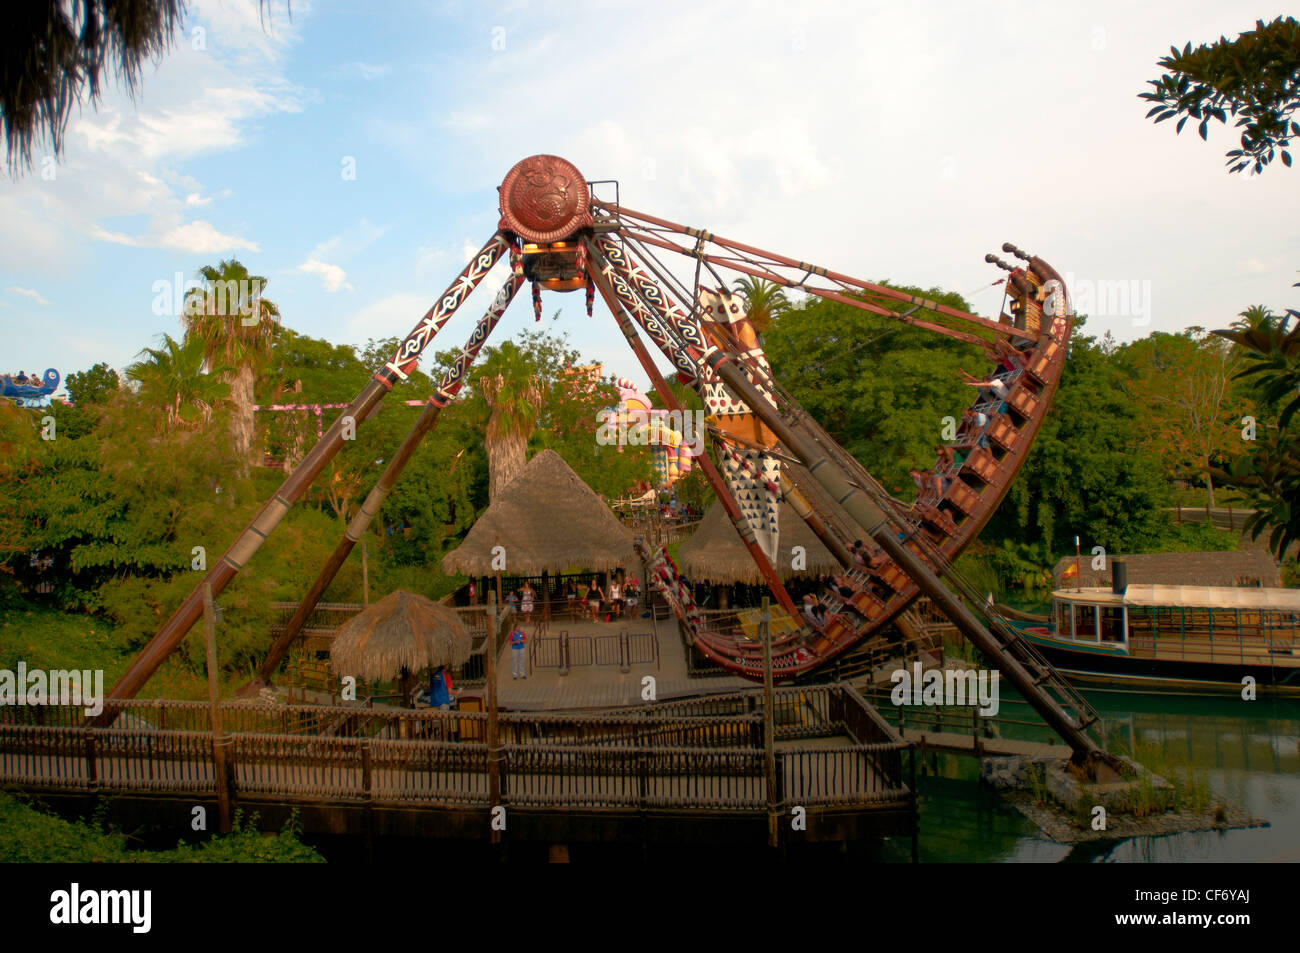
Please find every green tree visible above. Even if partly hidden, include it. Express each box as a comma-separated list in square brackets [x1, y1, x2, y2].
[1211, 300, 1300, 556]
[1140, 16, 1300, 174]
[731, 276, 791, 333]
[764, 283, 984, 496]
[1120, 328, 1251, 505]
[125, 333, 231, 433]
[64, 363, 119, 405]
[988, 327, 1175, 553]
[182, 259, 281, 465]
[474, 340, 545, 501]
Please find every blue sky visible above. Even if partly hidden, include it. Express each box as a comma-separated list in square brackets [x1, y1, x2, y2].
[2, 0, 1297, 397]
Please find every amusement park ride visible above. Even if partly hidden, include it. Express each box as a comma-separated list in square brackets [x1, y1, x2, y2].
[1, 369, 60, 408]
[98, 155, 1119, 774]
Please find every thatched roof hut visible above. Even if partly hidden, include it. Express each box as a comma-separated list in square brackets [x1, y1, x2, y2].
[1052, 550, 1281, 590]
[677, 499, 840, 583]
[441, 449, 636, 576]
[330, 590, 471, 682]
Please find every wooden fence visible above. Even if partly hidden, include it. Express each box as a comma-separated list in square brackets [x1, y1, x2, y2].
[0, 685, 908, 813]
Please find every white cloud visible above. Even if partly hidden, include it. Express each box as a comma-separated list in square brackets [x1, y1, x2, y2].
[0, 0, 304, 266]
[349, 62, 392, 81]
[159, 221, 261, 254]
[298, 258, 353, 293]
[7, 286, 49, 306]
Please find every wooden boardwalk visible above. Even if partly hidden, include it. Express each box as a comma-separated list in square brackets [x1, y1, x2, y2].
[901, 729, 1070, 759]
[0, 684, 917, 847]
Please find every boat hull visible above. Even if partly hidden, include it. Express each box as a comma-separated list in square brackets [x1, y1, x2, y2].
[1019, 628, 1300, 695]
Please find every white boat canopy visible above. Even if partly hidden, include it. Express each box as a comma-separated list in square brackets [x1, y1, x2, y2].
[1053, 585, 1300, 611]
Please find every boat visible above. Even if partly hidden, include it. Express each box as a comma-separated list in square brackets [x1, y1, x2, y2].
[1013, 576, 1300, 695]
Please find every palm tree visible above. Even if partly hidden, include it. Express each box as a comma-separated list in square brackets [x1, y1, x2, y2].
[3, 1, 279, 173]
[731, 276, 792, 333]
[476, 342, 545, 501]
[126, 333, 231, 433]
[181, 259, 281, 466]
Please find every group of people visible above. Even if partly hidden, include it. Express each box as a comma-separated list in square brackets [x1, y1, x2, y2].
[7, 371, 43, 387]
[800, 570, 874, 632]
[910, 341, 1034, 505]
[564, 574, 640, 621]
[486, 574, 644, 624]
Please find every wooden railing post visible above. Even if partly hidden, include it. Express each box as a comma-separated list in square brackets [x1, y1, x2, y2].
[83, 727, 98, 789]
[486, 594, 502, 844]
[760, 598, 778, 849]
[203, 582, 232, 834]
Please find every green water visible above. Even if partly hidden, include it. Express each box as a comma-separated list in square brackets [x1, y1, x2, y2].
[875, 691, 1300, 862]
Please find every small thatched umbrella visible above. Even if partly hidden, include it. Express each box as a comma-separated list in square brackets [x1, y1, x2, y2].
[677, 499, 840, 584]
[442, 449, 637, 576]
[330, 590, 471, 703]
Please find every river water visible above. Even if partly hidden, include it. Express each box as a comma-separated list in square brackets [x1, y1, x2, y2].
[872, 689, 1300, 862]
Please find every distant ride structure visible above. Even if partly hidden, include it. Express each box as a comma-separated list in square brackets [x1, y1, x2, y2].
[1, 368, 60, 407]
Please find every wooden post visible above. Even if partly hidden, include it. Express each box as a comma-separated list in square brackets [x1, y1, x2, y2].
[761, 597, 778, 848]
[202, 582, 232, 834]
[361, 537, 369, 607]
[486, 592, 502, 845]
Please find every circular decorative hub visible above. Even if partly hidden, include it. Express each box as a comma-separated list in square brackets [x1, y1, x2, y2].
[498, 155, 593, 243]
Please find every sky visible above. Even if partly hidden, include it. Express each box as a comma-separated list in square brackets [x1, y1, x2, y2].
[1, 0, 1296, 397]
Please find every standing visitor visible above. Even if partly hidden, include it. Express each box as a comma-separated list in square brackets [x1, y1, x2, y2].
[608, 577, 623, 619]
[520, 582, 535, 620]
[588, 576, 605, 621]
[509, 623, 527, 679]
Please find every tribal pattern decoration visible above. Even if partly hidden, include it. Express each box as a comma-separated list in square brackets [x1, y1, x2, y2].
[594, 239, 698, 383]
[430, 274, 525, 407]
[645, 544, 703, 631]
[597, 239, 782, 561]
[696, 288, 781, 563]
[383, 233, 510, 383]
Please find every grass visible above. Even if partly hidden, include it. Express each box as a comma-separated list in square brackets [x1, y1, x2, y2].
[0, 601, 233, 700]
[0, 793, 324, 863]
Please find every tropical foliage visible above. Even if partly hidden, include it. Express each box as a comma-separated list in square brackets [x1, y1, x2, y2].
[1140, 15, 1300, 174]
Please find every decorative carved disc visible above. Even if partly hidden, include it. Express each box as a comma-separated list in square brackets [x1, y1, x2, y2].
[498, 155, 593, 243]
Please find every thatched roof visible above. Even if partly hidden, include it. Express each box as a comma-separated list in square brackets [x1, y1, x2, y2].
[677, 499, 841, 583]
[441, 449, 636, 576]
[1052, 551, 1281, 590]
[330, 590, 471, 682]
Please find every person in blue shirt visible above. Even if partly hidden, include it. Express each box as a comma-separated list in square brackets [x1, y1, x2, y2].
[429, 666, 454, 708]
[509, 624, 527, 679]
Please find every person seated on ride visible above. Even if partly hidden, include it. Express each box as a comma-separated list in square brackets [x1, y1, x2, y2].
[995, 338, 1028, 372]
[957, 368, 1009, 402]
[801, 594, 826, 627]
[828, 574, 856, 600]
[935, 444, 957, 469]
[959, 409, 991, 449]
[849, 540, 868, 566]
[12, 372, 27, 385]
